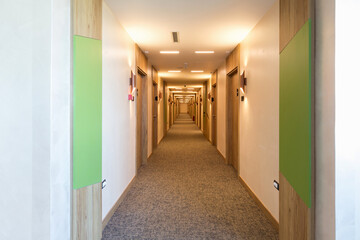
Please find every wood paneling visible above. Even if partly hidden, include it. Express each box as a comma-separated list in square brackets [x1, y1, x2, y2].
[211, 85, 217, 146]
[73, 0, 102, 40]
[72, 0, 102, 239]
[152, 83, 158, 150]
[280, 0, 310, 52]
[226, 70, 239, 172]
[135, 44, 148, 74]
[136, 71, 148, 172]
[280, 173, 311, 240]
[152, 66, 158, 84]
[211, 70, 217, 86]
[226, 44, 240, 74]
[279, 0, 314, 239]
[239, 176, 279, 232]
[72, 183, 102, 240]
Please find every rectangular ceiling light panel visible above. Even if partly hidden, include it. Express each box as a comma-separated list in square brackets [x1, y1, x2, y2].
[195, 51, 214, 54]
[160, 51, 179, 54]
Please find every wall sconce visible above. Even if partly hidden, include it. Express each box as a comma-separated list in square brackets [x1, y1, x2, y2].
[159, 91, 162, 100]
[240, 71, 247, 102]
[128, 71, 135, 101]
[240, 71, 247, 94]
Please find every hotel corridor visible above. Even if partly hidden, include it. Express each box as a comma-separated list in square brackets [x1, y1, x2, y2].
[102, 114, 278, 239]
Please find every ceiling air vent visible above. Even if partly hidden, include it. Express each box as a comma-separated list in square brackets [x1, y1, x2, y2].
[172, 32, 179, 43]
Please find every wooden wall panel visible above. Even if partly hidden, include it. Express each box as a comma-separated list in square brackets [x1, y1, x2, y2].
[279, 0, 314, 239]
[135, 44, 148, 74]
[211, 70, 217, 86]
[152, 67, 158, 84]
[280, 173, 311, 240]
[73, 0, 102, 40]
[73, 183, 102, 240]
[72, 1, 102, 239]
[226, 44, 240, 74]
[280, 0, 310, 52]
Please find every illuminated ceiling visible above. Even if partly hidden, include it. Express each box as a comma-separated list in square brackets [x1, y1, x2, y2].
[105, 0, 276, 82]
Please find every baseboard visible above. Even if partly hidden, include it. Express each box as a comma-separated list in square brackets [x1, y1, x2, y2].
[217, 148, 227, 164]
[238, 176, 279, 232]
[102, 176, 136, 231]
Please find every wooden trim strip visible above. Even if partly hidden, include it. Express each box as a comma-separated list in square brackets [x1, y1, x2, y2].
[238, 176, 279, 232]
[102, 177, 136, 231]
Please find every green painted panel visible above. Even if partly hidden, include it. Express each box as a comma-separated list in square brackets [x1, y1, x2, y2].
[280, 20, 312, 207]
[73, 35, 102, 189]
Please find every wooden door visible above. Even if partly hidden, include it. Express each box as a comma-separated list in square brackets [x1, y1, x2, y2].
[227, 70, 239, 172]
[136, 70, 147, 171]
[152, 83, 158, 150]
[203, 83, 209, 139]
[212, 85, 217, 146]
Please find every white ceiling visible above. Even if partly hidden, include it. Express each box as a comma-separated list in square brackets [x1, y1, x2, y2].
[105, 0, 276, 82]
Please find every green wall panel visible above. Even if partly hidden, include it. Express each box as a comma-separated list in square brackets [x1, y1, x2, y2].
[73, 35, 102, 189]
[280, 20, 311, 207]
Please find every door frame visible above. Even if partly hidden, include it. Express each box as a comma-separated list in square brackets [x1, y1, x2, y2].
[226, 67, 240, 174]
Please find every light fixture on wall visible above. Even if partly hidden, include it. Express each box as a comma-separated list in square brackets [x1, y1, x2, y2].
[128, 71, 135, 101]
[240, 71, 247, 102]
[240, 70, 247, 94]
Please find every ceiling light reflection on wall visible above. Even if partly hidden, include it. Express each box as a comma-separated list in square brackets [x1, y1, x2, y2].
[160, 51, 179, 54]
[195, 51, 214, 54]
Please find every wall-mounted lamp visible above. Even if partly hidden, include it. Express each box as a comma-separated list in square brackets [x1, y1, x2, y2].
[240, 71, 247, 102]
[128, 71, 135, 101]
[240, 71, 247, 94]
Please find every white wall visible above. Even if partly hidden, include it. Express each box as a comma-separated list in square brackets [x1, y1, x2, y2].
[239, 1, 279, 221]
[335, 0, 360, 239]
[0, 0, 71, 239]
[216, 61, 227, 158]
[315, 0, 336, 239]
[102, 2, 136, 220]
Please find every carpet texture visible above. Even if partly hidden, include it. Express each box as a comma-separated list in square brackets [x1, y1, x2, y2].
[102, 114, 279, 240]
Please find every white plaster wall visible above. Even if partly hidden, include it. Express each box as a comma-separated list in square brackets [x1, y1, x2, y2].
[102, 2, 136, 220]
[0, 0, 71, 239]
[315, 0, 336, 238]
[50, 0, 71, 239]
[335, 0, 360, 239]
[239, 1, 279, 221]
[216, 61, 227, 158]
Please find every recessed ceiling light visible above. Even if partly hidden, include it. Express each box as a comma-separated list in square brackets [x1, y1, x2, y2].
[168, 70, 181, 73]
[160, 51, 179, 54]
[195, 51, 214, 54]
[191, 70, 204, 73]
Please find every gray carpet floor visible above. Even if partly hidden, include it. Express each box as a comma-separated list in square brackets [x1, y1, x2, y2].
[102, 114, 279, 240]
